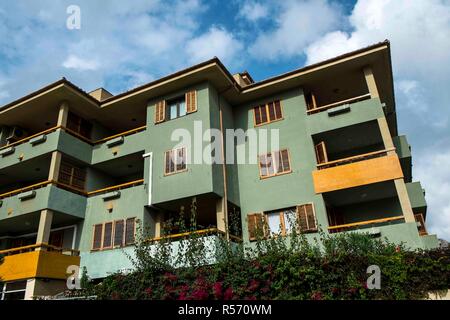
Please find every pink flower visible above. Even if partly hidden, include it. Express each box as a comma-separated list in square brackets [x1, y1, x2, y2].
[144, 288, 152, 297]
[191, 288, 209, 300]
[213, 282, 223, 299]
[248, 279, 259, 292]
[224, 287, 233, 300]
[311, 291, 323, 300]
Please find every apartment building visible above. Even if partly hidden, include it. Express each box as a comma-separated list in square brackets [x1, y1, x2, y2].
[0, 41, 438, 300]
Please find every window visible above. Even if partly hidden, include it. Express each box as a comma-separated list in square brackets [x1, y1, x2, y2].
[265, 208, 297, 236]
[259, 149, 291, 178]
[125, 218, 135, 245]
[154, 90, 197, 124]
[58, 160, 86, 190]
[92, 218, 136, 251]
[297, 203, 317, 233]
[167, 96, 186, 120]
[1, 281, 27, 300]
[92, 224, 103, 250]
[247, 204, 317, 241]
[67, 111, 92, 139]
[254, 100, 283, 126]
[164, 147, 187, 175]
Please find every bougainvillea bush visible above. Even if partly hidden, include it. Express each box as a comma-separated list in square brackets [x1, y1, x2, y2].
[77, 224, 450, 300]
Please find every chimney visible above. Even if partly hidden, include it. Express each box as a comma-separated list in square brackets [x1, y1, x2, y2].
[89, 88, 114, 101]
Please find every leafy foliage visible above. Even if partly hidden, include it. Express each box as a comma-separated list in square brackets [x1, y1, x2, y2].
[74, 201, 450, 300]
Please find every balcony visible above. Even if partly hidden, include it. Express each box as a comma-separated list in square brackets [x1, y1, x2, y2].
[312, 152, 403, 193]
[0, 125, 146, 167]
[0, 181, 86, 220]
[328, 215, 404, 233]
[0, 243, 80, 282]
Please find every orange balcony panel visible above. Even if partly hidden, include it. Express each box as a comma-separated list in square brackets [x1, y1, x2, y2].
[0, 251, 80, 282]
[312, 155, 403, 193]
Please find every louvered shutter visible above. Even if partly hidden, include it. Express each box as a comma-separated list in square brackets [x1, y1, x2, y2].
[186, 90, 197, 113]
[114, 220, 124, 247]
[297, 204, 317, 232]
[154, 100, 166, 123]
[315, 142, 328, 164]
[92, 224, 103, 250]
[125, 218, 136, 245]
[247, 213, 267, 241]
[103, 222, 113, 248]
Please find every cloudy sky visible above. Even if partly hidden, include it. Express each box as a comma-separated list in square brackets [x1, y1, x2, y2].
[0, 0, 449, 240]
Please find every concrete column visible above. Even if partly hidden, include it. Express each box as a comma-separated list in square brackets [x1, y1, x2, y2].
[48, 151, 62, 182]
[216, 197, 226, 233]
[57, 101, 69, 127]
[394, 179, 416, 223]
[363, 66, 379, 98]
[377, 117, 415, 223]
[24, 279, 36, 300]
[154, 212, 163, 238]
[36, 209, 53, 248]
[377, 117, 396, 155]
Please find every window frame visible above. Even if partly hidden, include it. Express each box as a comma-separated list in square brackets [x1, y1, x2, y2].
[166, 95, 187, 121]
[91, 218, 137, 252]
[253, 100, 284, 127]
[265, 207, 297, 237]
[258, 148, 292, 179]
[164, 147, 187, 176]
[296, 203, 318, 233]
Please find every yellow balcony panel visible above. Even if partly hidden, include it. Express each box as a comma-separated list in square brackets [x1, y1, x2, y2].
[0, 250, 80, 282]
[312, 154, 403, 193]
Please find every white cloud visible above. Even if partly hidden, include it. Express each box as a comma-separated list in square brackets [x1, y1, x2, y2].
[249, 0, 343, 60]
[238, 1, 269, 22]
[415, 147, 450, 240]
[62, 55, 99, 71]
[186, 26, 244, 66]
[303, 0, 450, 240]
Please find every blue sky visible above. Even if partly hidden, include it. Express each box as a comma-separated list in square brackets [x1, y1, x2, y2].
[1, 0, 450, 240]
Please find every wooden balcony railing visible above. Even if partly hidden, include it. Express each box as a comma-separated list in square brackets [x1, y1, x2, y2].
[145, 228, 242, 243]
[0, 125, 147, 150]
[307, 93, 371, 115]
[0, 243, 80, 257]
[317, 148, 395, 170]
[0, 179, 144, 200]
[328, 215, 404, 233]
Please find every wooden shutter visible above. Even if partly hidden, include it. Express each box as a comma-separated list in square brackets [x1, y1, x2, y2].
[247, 213, 267, 241]
[103, 222, 113, 249]
[176, 148, 186, 171]
[154, 100, 166, 124]
[297, 204, 317, 233]
[280, 149, 290, 172]
[125, 218, 136, 245]
[306, 92, 317, 111]
[92, 224, 103, 250]
[186, 90, 197, 113]
[268, 102, 276, 121]
[114, 220, 124, 247]
[274, 100, 282, 119]
[315, 142, 328, 164]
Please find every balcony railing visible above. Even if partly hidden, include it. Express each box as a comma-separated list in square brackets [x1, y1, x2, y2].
[0, 179, 144, 200]
[307, 93, 371, 115]
[328, 215, 404, 233]
[317, 148, 396, 170]
[0, 243, 80, 257]
[145, 228, 243, 243]
[0, 125, 147, 150]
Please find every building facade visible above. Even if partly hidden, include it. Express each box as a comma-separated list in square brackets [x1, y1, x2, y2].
[0, 41, 438, 300]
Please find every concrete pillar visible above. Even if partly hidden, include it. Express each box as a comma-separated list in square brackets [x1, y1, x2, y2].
[377, 117, 415, 223]
[36, 209, 53, 248]
[377, 117, 396, 155]
[363, 66, 379, 99]
[216, 197, 226, 233]
[24, 279, 36, 300]
[154, 212, 163, 238]
[394, 179, 416, 223]
[48, 151, 62, 182]
[57, 101, 69, 127]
